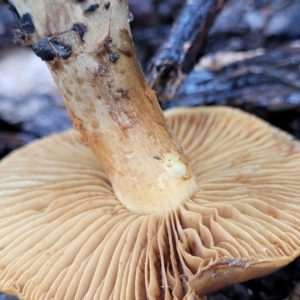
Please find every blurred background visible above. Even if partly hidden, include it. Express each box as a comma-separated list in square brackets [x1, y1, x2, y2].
[1, 0, 300, 299]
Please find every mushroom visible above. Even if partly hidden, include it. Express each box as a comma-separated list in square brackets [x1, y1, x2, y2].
[1, 1, 300, 299]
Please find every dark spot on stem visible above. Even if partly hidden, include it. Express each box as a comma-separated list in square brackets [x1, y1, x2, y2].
[84, 4, 100, 13]
[11, 12, 35, 43]
[104, 40, 120, 63]
[32, 39, 55, 61]
[20, 13, 35, 34]
[104, 2, 110, 9]
[72, 23, 87, 42]
[153, 156, 161, 160]
[32, 39, 72, 61]
[109, 53, 120, 62]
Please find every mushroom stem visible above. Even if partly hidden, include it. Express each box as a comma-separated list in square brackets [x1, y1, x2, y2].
[10, 0, 197, 214]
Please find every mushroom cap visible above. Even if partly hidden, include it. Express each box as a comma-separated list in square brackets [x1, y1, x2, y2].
[1, 106, 300, 299]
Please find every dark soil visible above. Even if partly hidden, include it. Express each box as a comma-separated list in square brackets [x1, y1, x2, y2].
[0, 0, 300, 299]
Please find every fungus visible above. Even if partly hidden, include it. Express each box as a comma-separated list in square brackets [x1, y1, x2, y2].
[1, 1, 300, 300]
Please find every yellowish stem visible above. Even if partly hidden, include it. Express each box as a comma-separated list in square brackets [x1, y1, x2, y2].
[11, 0, 198, 214]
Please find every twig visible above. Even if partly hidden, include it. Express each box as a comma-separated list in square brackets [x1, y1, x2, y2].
[147, 0, 225, 103]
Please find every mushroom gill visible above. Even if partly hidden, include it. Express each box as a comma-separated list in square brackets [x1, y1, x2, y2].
[1, 107, 300, 299]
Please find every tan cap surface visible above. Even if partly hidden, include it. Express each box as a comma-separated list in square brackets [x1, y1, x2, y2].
[1, 106, 300, 299]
